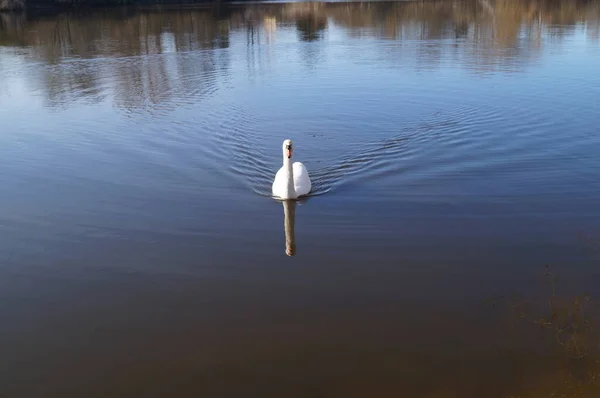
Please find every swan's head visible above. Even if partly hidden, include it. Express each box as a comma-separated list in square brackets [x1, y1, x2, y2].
[286, 243, 296, 256]
[283, 139, 293, 159]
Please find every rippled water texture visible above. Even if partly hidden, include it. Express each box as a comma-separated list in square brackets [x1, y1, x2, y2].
[2, 1, 600, 396]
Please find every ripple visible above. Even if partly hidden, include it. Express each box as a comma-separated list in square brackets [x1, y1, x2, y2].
[305, 107, 467, 195]
[205, 104, 472, 198]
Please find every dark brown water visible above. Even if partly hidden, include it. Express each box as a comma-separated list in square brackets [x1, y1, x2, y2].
[2, 1, 600, 396]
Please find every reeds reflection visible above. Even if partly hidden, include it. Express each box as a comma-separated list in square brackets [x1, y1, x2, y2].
[487, 264, 600, 397]
[1, 1, 598, 57]
[0, 0, 598, 109]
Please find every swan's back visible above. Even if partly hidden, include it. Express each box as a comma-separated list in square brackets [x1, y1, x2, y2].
[293, 162, 311, 196]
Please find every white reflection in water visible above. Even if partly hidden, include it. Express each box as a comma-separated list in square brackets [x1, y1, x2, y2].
[282, 199, 296, 257]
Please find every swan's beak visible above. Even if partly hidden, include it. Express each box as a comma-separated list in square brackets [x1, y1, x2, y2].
[286, 147, 292, 159]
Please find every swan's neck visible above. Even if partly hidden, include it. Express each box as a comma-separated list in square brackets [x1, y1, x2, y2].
[283, 200, 296, 256]
[283, 156, 296, 198]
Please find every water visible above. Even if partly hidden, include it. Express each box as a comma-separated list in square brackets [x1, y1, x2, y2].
[1, 1, 600, 396]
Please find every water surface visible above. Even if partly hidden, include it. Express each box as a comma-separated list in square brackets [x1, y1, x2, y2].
[1, 1, 600, 396]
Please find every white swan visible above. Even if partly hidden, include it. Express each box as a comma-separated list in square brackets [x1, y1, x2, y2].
[272, 139, 311, 199]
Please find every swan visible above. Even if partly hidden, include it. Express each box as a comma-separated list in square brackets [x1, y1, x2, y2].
[272, 139, 311, 199]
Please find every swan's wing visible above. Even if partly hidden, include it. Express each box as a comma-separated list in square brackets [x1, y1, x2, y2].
[293, 162, 311, 196]
[272, 166, 286, 197]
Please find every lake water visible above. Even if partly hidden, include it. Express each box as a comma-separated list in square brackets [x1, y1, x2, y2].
[1, 1, 600, 396]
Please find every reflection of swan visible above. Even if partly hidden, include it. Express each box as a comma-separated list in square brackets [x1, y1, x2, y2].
[272, 139, 311, 199]
[282, 200, 296, 256]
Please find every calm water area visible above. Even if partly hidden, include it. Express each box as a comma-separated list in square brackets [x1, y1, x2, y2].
[1, 0, 600, 396]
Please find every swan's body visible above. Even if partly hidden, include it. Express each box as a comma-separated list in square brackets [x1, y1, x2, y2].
[272, 139, 311, 199]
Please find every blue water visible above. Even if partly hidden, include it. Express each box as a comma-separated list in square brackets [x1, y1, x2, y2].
[1, 2, 600, 396]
